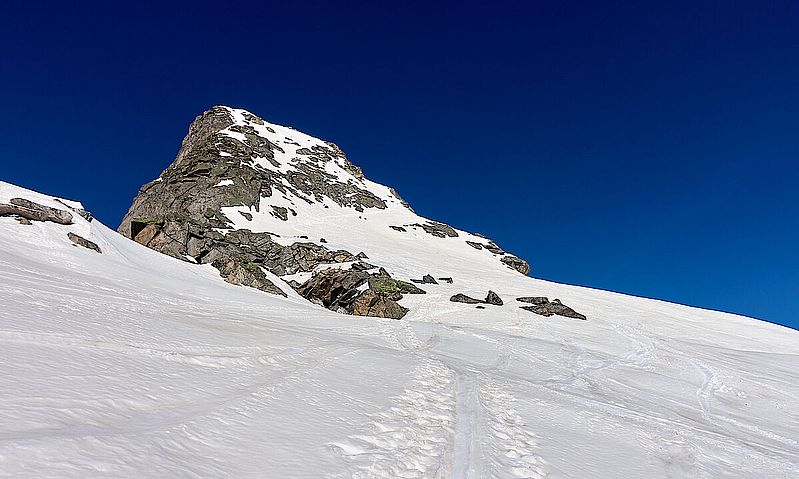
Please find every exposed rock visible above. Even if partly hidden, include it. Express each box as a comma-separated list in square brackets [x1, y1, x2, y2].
[239, 211, 253, 221]
[476, 305, 486, 309]
[484, 290, 503, 306]
[355, 252, 369, 260]
[296, 268, 415, 319]
[319, 238, 327, 243]
[438, 277, 453, 283]
[484, 241, 505, 255]
[389, 225, 406, 232]
[14, 216, 31, 225]
[450, 293, 483, 304]
[351, 290, 408, 319]
[0, 198, 73, 225]
[351, 261, 376, 271]
[67, 232, 102, 253]
[520, 298, 586, 320]
[271, 205, 289, 221]
[368, 276, 426, 296]
[465, 241, 483, 250]
[54, 198, 93, 222]
[212, 257, 286, 296]
[517, 296, 549, 305]
[501, 255, 531, 275]
[421, 221, 458, 238]
[411, 274, 438, 285]
[118, 105, 394, 277]
[297, 268, 369, 311]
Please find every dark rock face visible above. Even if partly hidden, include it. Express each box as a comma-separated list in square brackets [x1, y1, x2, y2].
[519, 297, 586, 320]
[389, 225, 406, 232]
[438, 277, 453, 283]
[67, 232, 102, 253]
[484, 290, 503, 306]
[296, 268, 420, 319]
[0, 198, 73, 225]
[450, 294, 483, 304]
[465, 241, 483, 250]
[297, 268, 369, 312]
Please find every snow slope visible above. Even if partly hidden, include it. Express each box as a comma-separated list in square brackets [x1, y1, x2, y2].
[1, 179, 797, 479]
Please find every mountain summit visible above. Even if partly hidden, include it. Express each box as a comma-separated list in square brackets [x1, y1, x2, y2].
[118, 106, 532, 318]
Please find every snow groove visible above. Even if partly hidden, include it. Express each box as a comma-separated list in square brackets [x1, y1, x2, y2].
[327, 361, 457, 478]
[478, 378, 548, 479]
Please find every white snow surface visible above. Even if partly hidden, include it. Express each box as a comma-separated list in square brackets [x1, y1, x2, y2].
[1, 175, 798, 478]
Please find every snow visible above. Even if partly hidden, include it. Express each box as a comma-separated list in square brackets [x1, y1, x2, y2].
[213, 179, 234, 187]
[2, 174, 798, 478]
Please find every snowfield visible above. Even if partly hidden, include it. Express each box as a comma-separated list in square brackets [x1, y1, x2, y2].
[1, 179, 797, 478]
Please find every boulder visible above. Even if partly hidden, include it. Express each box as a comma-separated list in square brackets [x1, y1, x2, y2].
[421, 221, 458, 238]
[520, 298, 586, 320]
[517, 296, 549, 305]
[501, 255, 531, 275]
[351, 290, 408, 319]
[465, 241, 483, 250]
[450, 293, 483, 304]
[0, 198, 74, 225]
[484, 290, 503, 306]
[297, 268, 414, 319]
[411, 274, 438, 284]
[484, 241, 505, 255]
[67, 232, 102, 253]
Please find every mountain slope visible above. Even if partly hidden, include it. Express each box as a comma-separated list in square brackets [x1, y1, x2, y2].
[1, 110, 798, 478]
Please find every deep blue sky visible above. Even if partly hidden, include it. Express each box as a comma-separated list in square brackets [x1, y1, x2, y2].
[2, 1, 797, 329]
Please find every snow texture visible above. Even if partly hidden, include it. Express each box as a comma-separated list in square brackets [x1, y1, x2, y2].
[1, 175, 798, 479]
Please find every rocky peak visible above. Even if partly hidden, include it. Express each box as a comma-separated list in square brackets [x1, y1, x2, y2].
[118, 106, 533, 319]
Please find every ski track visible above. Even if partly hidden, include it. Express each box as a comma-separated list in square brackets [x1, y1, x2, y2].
[331, 320, 549, 478]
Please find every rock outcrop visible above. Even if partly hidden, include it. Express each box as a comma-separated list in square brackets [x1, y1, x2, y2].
[0, 198, 73, 225]
[484, 290, 503, 306]
[67, 232, 102, 253]
[296, 267, 424, 319]
[450, 294, 483, 304]
[518, 297, 586, 320]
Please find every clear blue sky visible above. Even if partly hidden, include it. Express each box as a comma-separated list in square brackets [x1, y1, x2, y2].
[2, 1, 797, 329]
